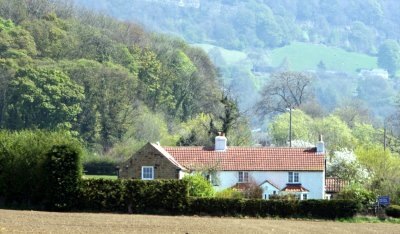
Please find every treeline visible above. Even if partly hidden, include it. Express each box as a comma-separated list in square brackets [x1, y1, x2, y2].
[0, 0, 251, 162]
[77, 0, 400, 54]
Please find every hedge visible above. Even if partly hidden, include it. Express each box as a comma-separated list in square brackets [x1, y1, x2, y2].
[78, 179, 189, 213]
[43, 144, 82, 211]
[386, 205, 400, 218]
[79, 179, 125, 212]
[0, 130, 82, 207]
[188, 197, 359, 219]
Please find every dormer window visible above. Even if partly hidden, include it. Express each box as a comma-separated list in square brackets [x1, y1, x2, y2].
[288, 172, 299, 183]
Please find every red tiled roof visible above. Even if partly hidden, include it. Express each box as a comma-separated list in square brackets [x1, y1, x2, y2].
[325, 177, 347, 193]
[281, 184, 309, 192]
[163, 146, 324, 171]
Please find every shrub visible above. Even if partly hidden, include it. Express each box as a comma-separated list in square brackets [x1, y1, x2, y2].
[124, 179, 189, 213]
[386, 205, 400, 218]
[336, 183, 375, 211]
[79, 179, 125, 212]
[182, 173, 214, 197]
[299, 199, 360, 219]
[0, 130, 81, 206]
[215, 188, 244, 199]
[43, 144, 82, 211]
[188, 197, 358, 219]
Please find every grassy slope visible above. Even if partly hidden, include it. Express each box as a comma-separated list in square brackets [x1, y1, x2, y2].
[194, 42, 378, 74]
[269, 42, 377, 73]
[193, 43, 247, 64]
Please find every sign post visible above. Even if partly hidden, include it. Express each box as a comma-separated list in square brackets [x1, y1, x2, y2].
[378, 195, 390, 207]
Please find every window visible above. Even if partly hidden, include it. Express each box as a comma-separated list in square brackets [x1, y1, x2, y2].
[142, 166, 154, 180]
[288, 172, 299, 183]
[303, 194, 308, 200]
[238, 171, 249, 183]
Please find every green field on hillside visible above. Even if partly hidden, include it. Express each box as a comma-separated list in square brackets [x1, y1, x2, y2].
[194, 42, 378, 74]
[193, 43, 247, 64]
[269, 42, 378, 73]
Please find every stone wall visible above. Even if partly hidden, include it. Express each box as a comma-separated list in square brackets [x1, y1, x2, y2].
[119, 143, 180, 179]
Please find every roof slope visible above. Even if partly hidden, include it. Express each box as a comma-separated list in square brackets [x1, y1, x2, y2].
[163, 146, 324, 171]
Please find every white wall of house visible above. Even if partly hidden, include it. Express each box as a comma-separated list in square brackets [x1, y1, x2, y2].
[214, 171, 325, 199]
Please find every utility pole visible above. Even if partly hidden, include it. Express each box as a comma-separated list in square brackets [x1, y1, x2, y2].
[289, 107, 292, 147]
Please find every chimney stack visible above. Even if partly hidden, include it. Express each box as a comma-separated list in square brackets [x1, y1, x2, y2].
[215, 132, 227, 151]
[316, 135, 324, 154]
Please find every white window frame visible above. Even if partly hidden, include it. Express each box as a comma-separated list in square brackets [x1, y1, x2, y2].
[141, 166, 154, 180]
[288, 172, 299, 183]
[238, 171, 249, 183]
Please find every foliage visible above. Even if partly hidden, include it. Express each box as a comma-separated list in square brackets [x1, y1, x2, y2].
[326, 150, 369, 184]
[43, 144, 82, 211]
[215, 188, 244, 199]
[336, 183, 376, 211]
[78, 179, 189, 213]
[5, 67, 84, 130]
[124, 179, 189, 213]
[355, 145, 400, 204]
[79, 179, 125, 212]
[0, 130, 81, 205]
[386, 205, 400, 218]
[378, 40, 400, 77]
[269, 109, 313, 146]
[298, 199, 360, 219]
[182, 173, 214, 197]
[188, 197, 359, 219]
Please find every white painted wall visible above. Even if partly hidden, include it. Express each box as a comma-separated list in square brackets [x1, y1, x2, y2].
[214, 171, 324, 199]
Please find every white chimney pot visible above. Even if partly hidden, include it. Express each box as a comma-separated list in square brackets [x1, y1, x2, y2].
[215, 134, 227, 151]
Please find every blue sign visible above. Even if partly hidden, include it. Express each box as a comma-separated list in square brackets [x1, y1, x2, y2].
[378, 195, 390, 206]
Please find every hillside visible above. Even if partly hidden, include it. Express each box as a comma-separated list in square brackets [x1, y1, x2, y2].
[0, 0, 252, 162]
[75, 0, 400, 122]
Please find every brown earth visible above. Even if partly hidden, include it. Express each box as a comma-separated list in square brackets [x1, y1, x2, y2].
[0, 209, 398, 234]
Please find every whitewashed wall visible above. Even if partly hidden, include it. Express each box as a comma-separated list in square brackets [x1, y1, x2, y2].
[214, 171, 325, 199]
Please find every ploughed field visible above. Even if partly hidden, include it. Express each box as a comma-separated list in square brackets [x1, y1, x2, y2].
[0, 209, 398, 234]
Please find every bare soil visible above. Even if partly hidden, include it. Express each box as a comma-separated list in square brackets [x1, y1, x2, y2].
[0, 209, 398, 234]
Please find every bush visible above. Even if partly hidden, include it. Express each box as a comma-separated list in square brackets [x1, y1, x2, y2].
[79, 179, 125, 212]
[386, 205, 400, 218]
[188, 197, 358, 219]
[215, 188, 244, 199]
[43, 144, 82, 211]
[0, 130, 81, 206]
[299, 199, 360, 219]
[78, 179, 189, 213]
[124, 179, 188, 213]
[182, 173, 214, 197]
[336, 183, 375, 211]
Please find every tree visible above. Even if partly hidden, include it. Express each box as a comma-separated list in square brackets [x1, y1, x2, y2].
[326, 150, 369, 184]
[269, 109, 313, 146]
[6, 67, 84, 130]
[377, 40, 400, 77]
[256, 71, 313, 117]
[182, 173, 214, 197]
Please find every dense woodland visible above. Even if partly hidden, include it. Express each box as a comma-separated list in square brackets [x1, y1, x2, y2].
[78, 0, 400, 54]
[0, 0, 251, 162]
[0, 0, 399, 203]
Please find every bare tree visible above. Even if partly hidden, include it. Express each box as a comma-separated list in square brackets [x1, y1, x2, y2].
[256, 71, 314, 117]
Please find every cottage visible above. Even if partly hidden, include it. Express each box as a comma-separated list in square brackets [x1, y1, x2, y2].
[119, 135, 326, 200]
